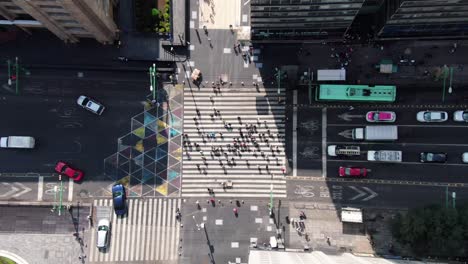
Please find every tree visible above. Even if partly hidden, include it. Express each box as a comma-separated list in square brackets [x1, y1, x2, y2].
[392, 204, 468, 258]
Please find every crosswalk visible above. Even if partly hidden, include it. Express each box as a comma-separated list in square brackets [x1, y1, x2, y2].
[182, 84, 287, 197]
[88, 198, 181, 263]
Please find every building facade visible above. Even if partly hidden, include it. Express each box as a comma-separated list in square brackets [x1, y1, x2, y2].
[378, 0, 468, 39]
[250, 0, 366, 41]
[0, 0, 118, 43]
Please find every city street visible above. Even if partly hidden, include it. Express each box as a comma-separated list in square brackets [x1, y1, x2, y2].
[0, 68, 148, 201]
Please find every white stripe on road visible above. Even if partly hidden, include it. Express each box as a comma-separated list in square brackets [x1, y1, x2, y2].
[139, 199, 148, 260]
[173, 199, 181, 259]
[68, 178, 73, 201]
[162, 199, 169, 260]
[322, 107, 327, 178]
[293, 90, 297, 177]
[89, 200, 98, 261]
[120, 200, 130, 261]
[104, 199, 111, 262]
[328, 159, 468, 166]
[110, 205, 120, 261]
[145, 199, 153, 260]
[37, 176, 43, 201]
[328, 124, 468, 128]
[165, 199, 173, 260]
[328, 141, 468, 147]
[155, 199, 163, 260]
[129, 199, 139, 261]
[98, 199, 105, 263]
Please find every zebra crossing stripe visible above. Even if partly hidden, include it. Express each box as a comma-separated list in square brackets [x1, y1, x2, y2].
[88, 198, 181, 262]
[103, 198, 111, 262]
[140, 199, 148, 260]
[167, 199, 175, 259]
[135, 199, 143, 261]
[145, 199, 153, 260]
[89, 199, 98, 261]
[173, 199, 182, 259]
[98, 199, 105, 263]
[110, 202, 120, 261]
[155, 198, 163, 260]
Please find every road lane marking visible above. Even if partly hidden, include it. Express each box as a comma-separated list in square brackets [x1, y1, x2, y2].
[327, 159, 468, 167]
[328, 124, 468, 128]
[322, 108, 327, 178]
[89, 200, 98, 261]
[286, 175, 468, 187]
[38, 176, 43, 201]
[327, 141, 468, 147]
[293, 90, 297, 177]
[68, 178, 73, 201]
[155, 199, 163, 260]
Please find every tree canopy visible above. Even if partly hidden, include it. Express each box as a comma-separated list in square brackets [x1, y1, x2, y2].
[392, 204, 468, 257]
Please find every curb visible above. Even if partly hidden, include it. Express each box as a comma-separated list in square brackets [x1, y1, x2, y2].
[0, 250, 30, 264]
[22, 64, 175, 73]
[0, 200, 92, 207]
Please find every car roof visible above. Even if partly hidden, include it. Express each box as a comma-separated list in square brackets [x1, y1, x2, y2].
[98, 219, 110, 226]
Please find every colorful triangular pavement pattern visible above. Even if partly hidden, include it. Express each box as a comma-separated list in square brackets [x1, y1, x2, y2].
[103, 84, 184, 197]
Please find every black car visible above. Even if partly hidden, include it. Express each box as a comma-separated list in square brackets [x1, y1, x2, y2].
[420, 152, 447, 163]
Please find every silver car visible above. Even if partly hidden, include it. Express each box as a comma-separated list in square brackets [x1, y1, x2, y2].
[96, 219, 110, 249]
[454, 110, 468, 122]
[77, 95, 105, 115]
[416, 111, 448, 122]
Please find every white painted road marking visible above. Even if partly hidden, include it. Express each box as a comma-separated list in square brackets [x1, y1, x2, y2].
[38, 176, 43, 201]
[322, 108, 327, 178]
[68, 178, 73, 201]
[293, 90, 297, 177]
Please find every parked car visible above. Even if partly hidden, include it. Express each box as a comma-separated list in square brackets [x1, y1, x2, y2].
[463, 152, 468, 163]
[454, 110, 468, 122]
[339, 166, 368, 177]
[416, 111, 448, 122]
[77, 95, 105, 115]
[112, 184, 127, 216]
[55, 161, 83, 181]
[366, 111, 396, 122]
[96, 219, 110, 249]
[420, 152, 447, 163]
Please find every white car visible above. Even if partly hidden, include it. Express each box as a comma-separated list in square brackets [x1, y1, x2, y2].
[454, 110, 468, 122]
[416, 111, 448, 122]
[463, 152, 468, 163]
[77, 95, 105, 115]
[96, 219, 110, 249]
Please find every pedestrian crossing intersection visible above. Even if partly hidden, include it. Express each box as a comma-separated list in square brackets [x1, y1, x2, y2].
[88, 198, 181, 263]
[182, 85, 287, 198]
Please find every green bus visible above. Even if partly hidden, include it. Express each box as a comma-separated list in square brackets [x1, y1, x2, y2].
[316, 84, 396, 102]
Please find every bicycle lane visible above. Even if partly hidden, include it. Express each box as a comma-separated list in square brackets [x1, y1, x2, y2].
[0, 173, 73, 203]
[286, 178, 468, 209]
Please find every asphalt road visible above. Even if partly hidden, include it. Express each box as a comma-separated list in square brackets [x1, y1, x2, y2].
[294, 106, 468, 184]
[288, 179, 468, 209]
[0, 69, 148, 201]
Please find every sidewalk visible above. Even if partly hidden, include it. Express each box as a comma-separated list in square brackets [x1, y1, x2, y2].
[286, 202, 408, 257]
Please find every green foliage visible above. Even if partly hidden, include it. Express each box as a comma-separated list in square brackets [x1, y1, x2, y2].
[151, 8, 160, 17]
[392, 204, 468, 257]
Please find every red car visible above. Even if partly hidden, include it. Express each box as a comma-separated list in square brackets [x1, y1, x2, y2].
[339, 166, 368, 177]
[55, 161, 84, 181]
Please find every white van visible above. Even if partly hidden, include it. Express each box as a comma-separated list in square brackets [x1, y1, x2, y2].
[0, 136, 35, 149]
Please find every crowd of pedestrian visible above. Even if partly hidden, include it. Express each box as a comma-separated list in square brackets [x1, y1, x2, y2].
[182, 98, 287, 194]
